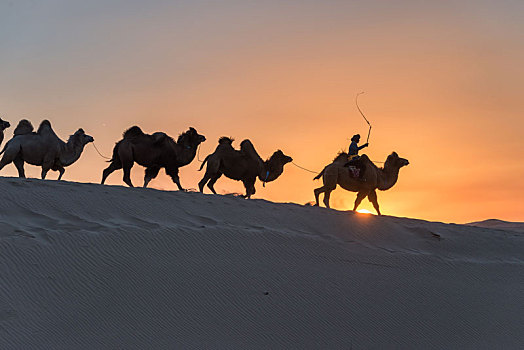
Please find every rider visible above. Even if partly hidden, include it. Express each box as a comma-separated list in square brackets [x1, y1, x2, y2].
[347, 134, 368, 180]
[348, 134, 368, 160]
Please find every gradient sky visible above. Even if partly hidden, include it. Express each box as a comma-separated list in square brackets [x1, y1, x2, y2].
[1, 0, 523, 223]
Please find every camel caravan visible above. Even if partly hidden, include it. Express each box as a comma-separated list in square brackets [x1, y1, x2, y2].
[0, 118, 409, 214]
[0, 119, 94, 180]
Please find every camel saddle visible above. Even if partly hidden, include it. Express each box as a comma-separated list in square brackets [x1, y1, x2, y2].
[348, 166, 360, 178]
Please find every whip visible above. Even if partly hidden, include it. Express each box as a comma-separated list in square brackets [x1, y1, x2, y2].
[355, 92, 372, 143]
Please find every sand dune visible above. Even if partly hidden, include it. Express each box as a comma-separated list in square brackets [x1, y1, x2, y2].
[469, 219, 524, 234]
[0, 177, 522, 349]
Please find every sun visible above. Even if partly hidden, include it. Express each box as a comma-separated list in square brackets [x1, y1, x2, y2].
[356, 209, 374, 215]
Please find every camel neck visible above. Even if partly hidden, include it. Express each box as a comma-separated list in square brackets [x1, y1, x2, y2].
[377, 165, 401, 191]
[176, 144, 198, 166]
[59, 137, 86, 166]
[260, 160, 285, 182]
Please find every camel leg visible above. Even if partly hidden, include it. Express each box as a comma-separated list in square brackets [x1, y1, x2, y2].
[353, 191, 368, 212]
[13, 157, 26, 178]
[367, 190, 381, 215]
[41, 168, 49, 179]
[198, 174, 210, 193]
[243, 179, 256, 199]
[323, 189, 333, 208]
[56, 166, 65, 181]
[0, 151, 17, 173]
[198, 167, 214, 193]
[314, 186, 325, 206]
[166, 167, 184, 191]
[318, 180, 336, 208]
[199, 158, 221, 193]
[122, 161, 134, 187]
[319, 172, 337, 208]
[101, 161, 122, 184]
[143, 166, 161, 188]
[206, 173, 222, 194]
[41, 158, 54, 180]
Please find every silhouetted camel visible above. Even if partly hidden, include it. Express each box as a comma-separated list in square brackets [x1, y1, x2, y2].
[0, 117, 10, 146]
[101, 126, 205, 189]
[0, 120, 93, 180]
[198, 137, 292, 198]
[313, 152, 409, 215]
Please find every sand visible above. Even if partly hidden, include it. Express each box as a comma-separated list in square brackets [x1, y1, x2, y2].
[0, 177, 523, 349]
[469, 219, 524, 234]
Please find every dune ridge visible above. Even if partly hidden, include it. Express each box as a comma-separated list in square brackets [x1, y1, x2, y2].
[468, 219, 524, 233]
[0, 177, 523, 349]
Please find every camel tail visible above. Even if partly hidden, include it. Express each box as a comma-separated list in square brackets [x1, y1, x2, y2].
[107, 141, 122, 163]
[198, 155, 210, 171]
[313, 166, 326, 180]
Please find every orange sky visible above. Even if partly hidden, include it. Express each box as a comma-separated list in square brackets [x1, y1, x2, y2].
[1, 1, 523, 223]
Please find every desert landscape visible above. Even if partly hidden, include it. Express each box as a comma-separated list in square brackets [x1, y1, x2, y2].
[1, 178, 522, 349]
[2, 1, 523, 348]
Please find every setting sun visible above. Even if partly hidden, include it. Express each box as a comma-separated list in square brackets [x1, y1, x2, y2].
[356, 209, 374, 215]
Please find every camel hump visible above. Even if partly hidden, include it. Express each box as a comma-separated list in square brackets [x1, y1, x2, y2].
[152, 132, 167, 144]
[123, 126, 144, 139]
[218, 136, 234, 145]
[358, 154, 378, 170]
[37, 120, 52, 134]
[13, 119, 34, 136]
[240, 139, 264, 166]
[360, 154, 375, 166]
[36, 119, 59, 139]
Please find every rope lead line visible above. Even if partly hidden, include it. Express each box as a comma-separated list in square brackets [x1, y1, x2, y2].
[291, 161, 318, 174]
[92, 142, 111, 160]
[196, 143, 204, 162]
[355, 92, 372, 143]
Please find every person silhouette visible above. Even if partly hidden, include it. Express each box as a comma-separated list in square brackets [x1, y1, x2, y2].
[348, 134, 368, 160]
[347, 134, 368, 180]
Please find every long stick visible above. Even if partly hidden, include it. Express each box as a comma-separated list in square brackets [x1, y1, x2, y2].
[355, 92, 372, 143]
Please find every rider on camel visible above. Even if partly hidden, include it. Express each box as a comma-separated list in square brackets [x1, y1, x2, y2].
[347, 134, 368, 180]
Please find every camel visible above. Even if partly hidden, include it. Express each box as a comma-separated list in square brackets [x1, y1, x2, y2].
[313, 152, 409, 215]
[198, 137, 292, 198]
[0, 120, 94, 180]
[101, 126, 206, 189]
[0, 117, 10, 146]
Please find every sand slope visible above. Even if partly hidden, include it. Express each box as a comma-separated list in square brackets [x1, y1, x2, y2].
[469, 219, 524, 234]
[0, 178, 523, 349]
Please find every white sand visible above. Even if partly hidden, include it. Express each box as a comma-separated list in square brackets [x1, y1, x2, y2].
[0, 177, 522, 349]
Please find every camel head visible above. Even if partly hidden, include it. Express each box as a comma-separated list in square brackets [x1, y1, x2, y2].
[270, 150, 293, 166]
[177, 127, 206, 149]
[260, 150, 293, 182]
[0, 118, 10, 131]
[385, 152, 409, 169]
[72, 128, 94, 145]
